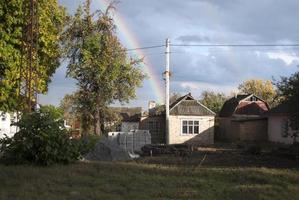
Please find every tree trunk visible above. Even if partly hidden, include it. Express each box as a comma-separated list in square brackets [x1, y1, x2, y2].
[100, 111, 105, 135]
[93, 108, 101, 135]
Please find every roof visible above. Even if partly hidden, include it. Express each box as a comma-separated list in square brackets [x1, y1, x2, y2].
[110, 107, 142, 122]
[266, 101, 290, 116]
[170, 100, 216, 116]
[149, 93, 216, 116]
[219, 94, 269, 117]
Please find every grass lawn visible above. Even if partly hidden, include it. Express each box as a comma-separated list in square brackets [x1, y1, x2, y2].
[0, 160, 298, 200]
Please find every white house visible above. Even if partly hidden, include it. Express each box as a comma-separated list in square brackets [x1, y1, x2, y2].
[267, 102, 299, 144]
[140, 93, 216, 144]
[0, 111, 18, 138]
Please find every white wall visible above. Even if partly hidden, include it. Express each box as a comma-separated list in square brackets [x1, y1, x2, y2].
[121, 122, 139, 132]
[169, 115, 215, 144]
[268, 116, 298, 144]
[0, 112, 18, 138]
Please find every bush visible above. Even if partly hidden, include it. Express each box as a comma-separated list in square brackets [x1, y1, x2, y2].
[0, 107, 85, 165]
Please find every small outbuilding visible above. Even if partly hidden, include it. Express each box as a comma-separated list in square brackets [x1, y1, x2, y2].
[218, 94, 269, 142]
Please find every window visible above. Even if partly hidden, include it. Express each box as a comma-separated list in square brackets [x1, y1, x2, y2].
[182, 120, 200, 134]
[281, 119, 289, 137]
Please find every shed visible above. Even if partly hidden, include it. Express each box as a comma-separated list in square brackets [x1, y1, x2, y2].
[218, 94, 269, 142]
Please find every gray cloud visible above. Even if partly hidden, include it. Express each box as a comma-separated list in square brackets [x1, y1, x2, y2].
[43, 0, 299, 108]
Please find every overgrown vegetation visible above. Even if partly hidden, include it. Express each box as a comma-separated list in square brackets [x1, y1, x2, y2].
[0, 106, 89, 165]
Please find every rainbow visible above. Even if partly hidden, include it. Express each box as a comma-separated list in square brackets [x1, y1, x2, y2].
[96, 0, 165, 103]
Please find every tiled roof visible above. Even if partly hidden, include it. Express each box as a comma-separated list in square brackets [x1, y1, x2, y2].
[149, 93, 215, 116]
[219, 94, 269, 117]
[110, 107, 142, 122]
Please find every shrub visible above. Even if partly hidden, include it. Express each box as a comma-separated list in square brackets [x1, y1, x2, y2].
[0, 107, 84, 165]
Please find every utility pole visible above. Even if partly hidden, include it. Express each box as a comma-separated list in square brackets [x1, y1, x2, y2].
[165, 38, 170, 144]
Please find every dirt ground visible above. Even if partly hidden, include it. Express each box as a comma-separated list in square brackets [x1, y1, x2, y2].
[135, 143, 299, 169]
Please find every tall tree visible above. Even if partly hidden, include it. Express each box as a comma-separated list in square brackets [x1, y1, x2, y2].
[0, 0, 66, 111]
[64, 1, 145, 135]
[0, 0, 23, 111]
[238, 79, 279, 107]
[276, 71, 299, 132]
[200, 91, 227, 114]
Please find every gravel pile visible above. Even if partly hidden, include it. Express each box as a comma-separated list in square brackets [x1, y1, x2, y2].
[84, 138, 132, 161]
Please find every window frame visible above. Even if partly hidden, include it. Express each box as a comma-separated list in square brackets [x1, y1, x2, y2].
[181, 119, 200, 135]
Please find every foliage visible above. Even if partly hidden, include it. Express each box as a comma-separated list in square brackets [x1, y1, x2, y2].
[169, 92, 182, 104]
[276, 71, 299, 136]
[63, 1, 145, 135]
[0, 0, 23, 111]
[238, 79, 280, 107]
[39, 104, 64, 119]
[60, 93, 80, 129]
[0, 0, 67, 112]
[0, 107, 83, 165]
[200, 91, 227, 114]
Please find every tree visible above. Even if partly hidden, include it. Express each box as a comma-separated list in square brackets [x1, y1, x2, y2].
[0, 0, 66, 111]
[0, 0, 23, 111]
[64, 1, 145, 135]
[276, 71, 299, 135]
[169, 92, 181, 104]
[238, 79, 279, 107]
[60, 93, 80, 129]
[200, 91, 227, 114]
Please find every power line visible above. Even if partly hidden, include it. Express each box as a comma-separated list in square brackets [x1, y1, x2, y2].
[171, 44, 299, 47]
[126, 45, 165, 51]
[124, 43, 299, 52]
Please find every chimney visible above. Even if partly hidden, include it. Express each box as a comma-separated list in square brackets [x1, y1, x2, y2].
[148, 101, 156, 110]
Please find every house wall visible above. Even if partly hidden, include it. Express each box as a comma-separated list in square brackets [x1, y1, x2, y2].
[268, 116, 299, 144]
[140, 116, 165, 144]
[121, 122, 139, 132]
[168, 115, 215, 145]
[0, 112, 17, 138]
[231, 119, 267, 141]
[219, 117, 267, 142]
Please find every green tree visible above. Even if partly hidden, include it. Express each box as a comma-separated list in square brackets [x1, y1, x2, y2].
[64, 1, 145, 135]
[276, 71, 299, 133]
[200, 91, 227, 114]
[60, 93, 79, 128]
[0, 0, 23, 111]
[238, 79, 279, 107]
[0, 0, 66, 111]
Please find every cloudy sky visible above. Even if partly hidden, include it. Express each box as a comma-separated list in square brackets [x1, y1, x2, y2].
[40, 0, 299, 108]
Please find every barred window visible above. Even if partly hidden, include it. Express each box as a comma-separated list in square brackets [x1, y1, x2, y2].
[148, 121, 159, 132]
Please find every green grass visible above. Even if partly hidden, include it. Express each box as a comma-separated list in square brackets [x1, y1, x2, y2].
[0, 161, 298, 200]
